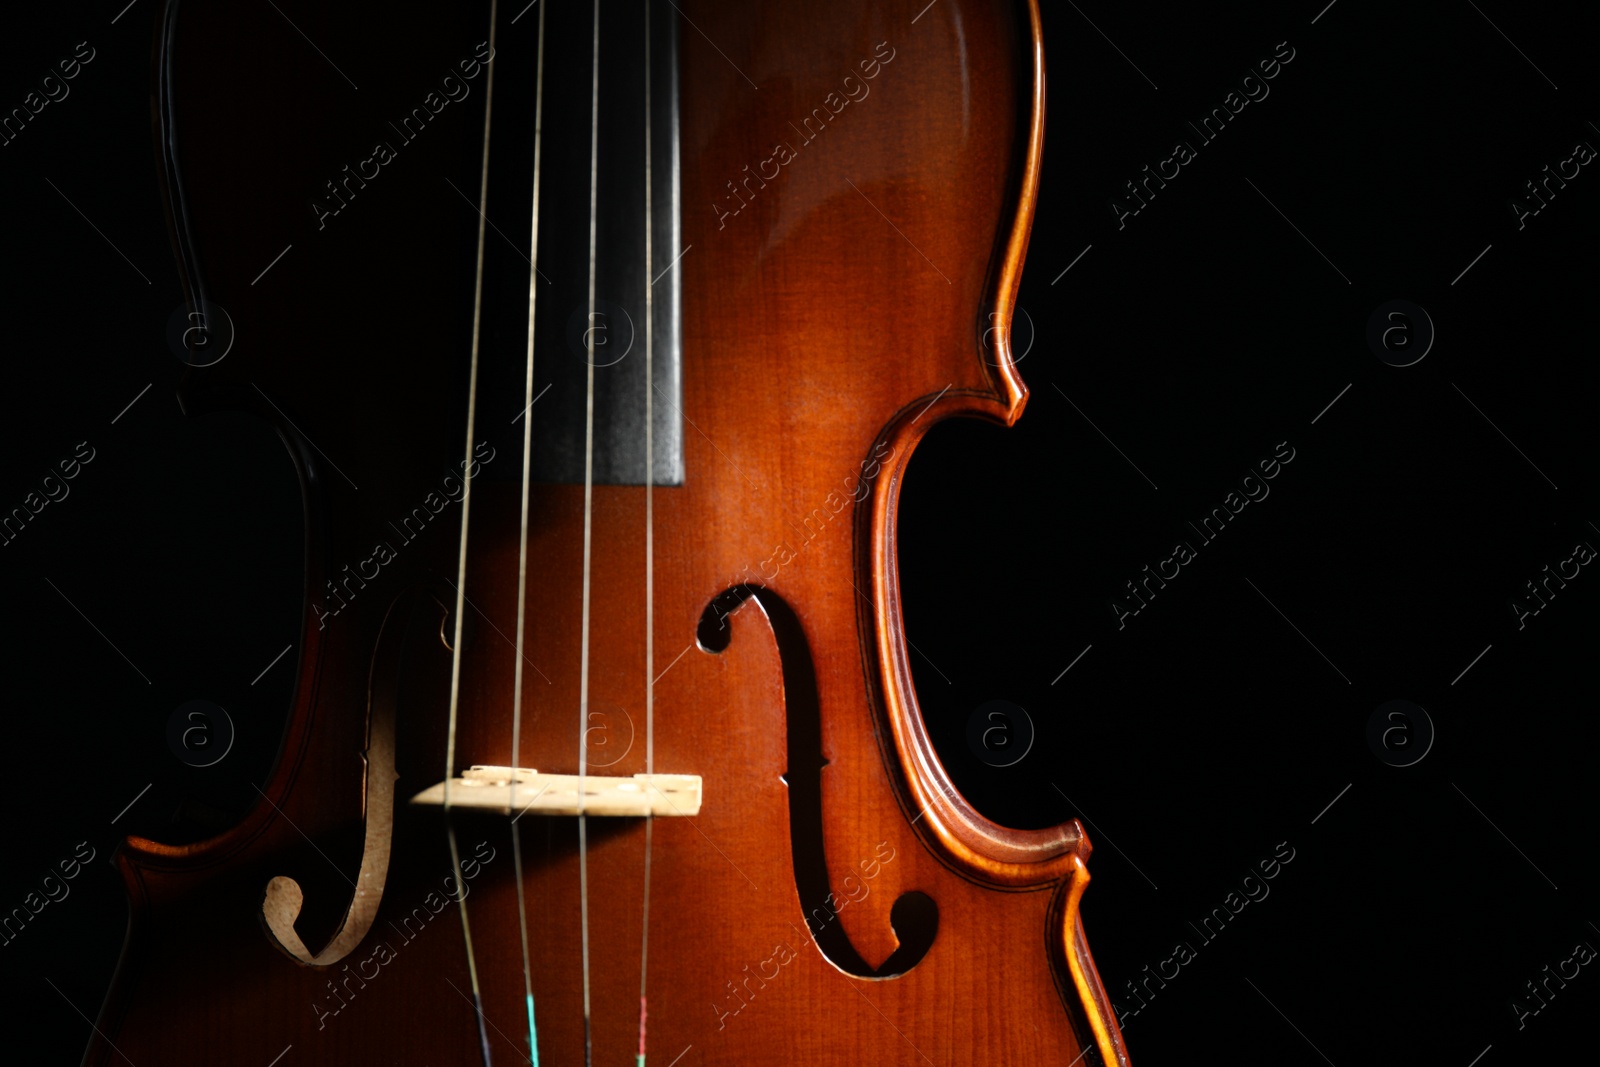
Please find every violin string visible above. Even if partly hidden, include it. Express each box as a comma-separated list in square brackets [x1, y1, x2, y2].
[509, 0, 552, 1062]
[636, 1, 655, 1064]
[449, 819, 496, 1067]
[444, 0, 502, 1063]
[578, 2, 603, 1065]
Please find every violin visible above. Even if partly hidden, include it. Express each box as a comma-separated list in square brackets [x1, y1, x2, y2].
[85, 0, 1131, 1062]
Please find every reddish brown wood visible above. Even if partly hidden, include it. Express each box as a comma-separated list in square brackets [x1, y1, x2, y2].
[87, 1, 1131, 1063]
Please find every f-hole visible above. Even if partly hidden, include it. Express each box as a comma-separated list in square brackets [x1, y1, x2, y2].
[698, 586, 938, 978]
[259, 588, 444, 966]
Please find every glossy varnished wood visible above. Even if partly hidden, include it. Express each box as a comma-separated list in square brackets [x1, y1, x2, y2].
[88, 1, 1130, 1064]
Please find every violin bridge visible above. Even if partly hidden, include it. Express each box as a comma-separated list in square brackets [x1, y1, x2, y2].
[408, 765, 702, 817]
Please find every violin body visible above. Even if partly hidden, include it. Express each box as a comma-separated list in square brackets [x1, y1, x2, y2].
[89, 1, 1130, 1063]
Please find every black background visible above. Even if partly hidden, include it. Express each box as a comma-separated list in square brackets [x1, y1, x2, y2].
[2, 1, 1596, 1065]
